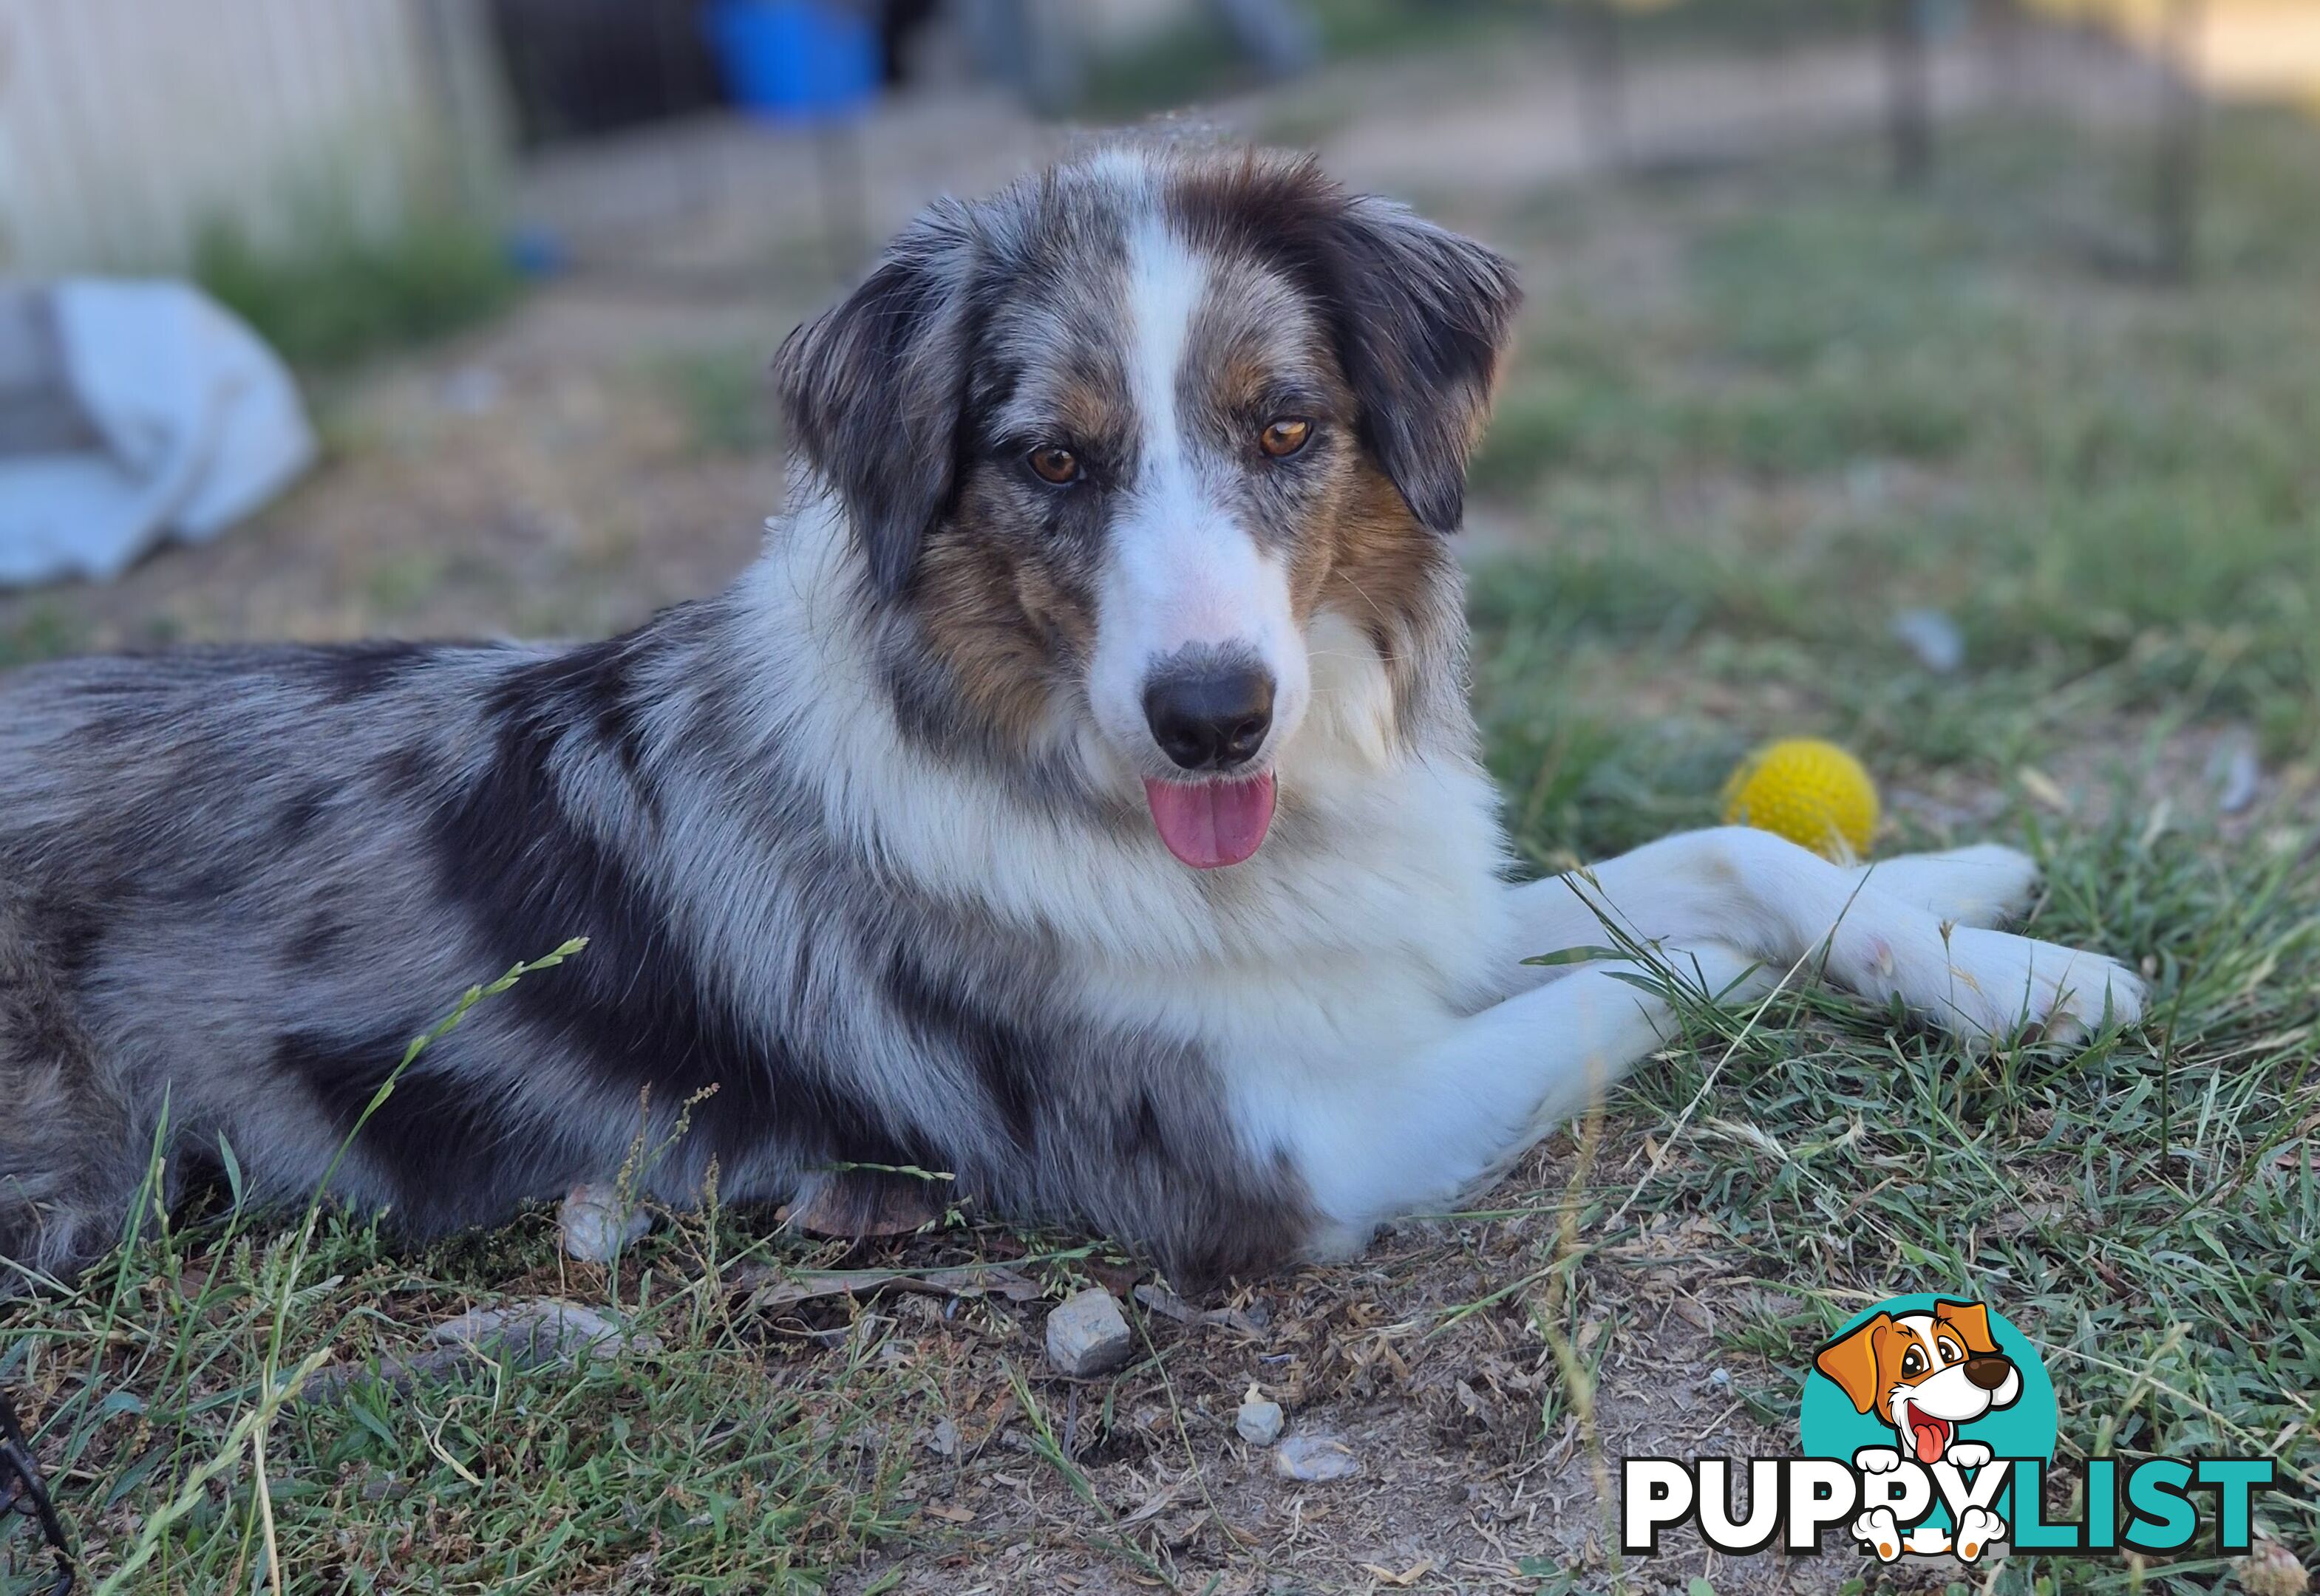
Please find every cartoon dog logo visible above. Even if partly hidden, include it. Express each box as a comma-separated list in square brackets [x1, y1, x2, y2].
[1814, 1299, 2021, 1562]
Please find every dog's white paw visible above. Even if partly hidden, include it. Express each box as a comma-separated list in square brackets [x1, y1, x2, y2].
[1853, 1445, 1904, 1476]
[1858, 845, 2041, 929]
[1852, 1507, 1904, 1562]
[560, 1182, 650, 1263]
[1931, 927, 2146, 1047]
[1946, 1440, 1993, 1470]
[1953, 1504, 2006, 1562]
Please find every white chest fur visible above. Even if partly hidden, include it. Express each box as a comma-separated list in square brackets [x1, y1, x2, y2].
[744, 503, 1522, 1242]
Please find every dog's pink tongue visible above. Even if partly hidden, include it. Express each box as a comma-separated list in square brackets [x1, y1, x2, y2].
[1912, 1419, 1948, 1464]
[1143, 774, 1276, 869]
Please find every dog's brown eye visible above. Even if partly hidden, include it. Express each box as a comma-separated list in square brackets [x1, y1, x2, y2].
[1902, 1348, 1925, 1376]
[1027, 446, 1081, 485]
[1259, 417, 1312, 458]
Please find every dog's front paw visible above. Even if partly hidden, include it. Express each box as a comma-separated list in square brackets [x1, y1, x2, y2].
[1852, 1507, 1904, 1562]
[1953, 1504, 2006, 1562]
[1926, 927, 2145, 1048]
[1859, 844, 2041, 929]
[1946, 1440, 1993, 1470]
[1853, 1446, 1904, 1476]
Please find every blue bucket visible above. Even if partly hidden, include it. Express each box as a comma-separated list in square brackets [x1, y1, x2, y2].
[706, 0, 877, 122]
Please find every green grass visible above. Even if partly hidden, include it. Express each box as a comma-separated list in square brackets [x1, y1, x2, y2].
[1488, 808, 2320, 1590]
[197, 211, 519, 370]
[1470, 107, 2320, 810]
[1081, 0, 1910, 122]
[1, 1222, 914, 1595]
[1456, 106, 2320, 1590]
[1079, 0, 1543, 120]
[650, 349, 783, 459]
[0, 606, 88, 675]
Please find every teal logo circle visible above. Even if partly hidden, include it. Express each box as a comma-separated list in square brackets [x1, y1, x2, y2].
[1800, 1295, 2056, 1528]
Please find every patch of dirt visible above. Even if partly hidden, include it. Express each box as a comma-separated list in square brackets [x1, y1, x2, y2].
[0, 286, 793, 653]
[783, 1132, 1874, 1596]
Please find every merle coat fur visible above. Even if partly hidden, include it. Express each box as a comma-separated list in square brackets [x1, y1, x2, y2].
[0, 144, 2145, 1294]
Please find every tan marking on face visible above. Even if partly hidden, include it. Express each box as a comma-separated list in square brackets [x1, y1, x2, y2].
[1293, 464, 1451, 734]
[1217, 349, 1279, 417]
[1316, 466, 1446, 626]
[1172, 250, 1336, 468]
[1049, 374, 1129, 456]
[915, 502, 1095, 748]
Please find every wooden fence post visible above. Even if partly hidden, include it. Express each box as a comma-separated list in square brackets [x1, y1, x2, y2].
[1883, 0, 1933, 188]
[1575, 1, 1629, 177]
[2153, 0, 2205, 283]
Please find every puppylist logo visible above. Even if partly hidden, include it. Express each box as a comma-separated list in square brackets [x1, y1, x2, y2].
[1623, 1294, 2277, 1564]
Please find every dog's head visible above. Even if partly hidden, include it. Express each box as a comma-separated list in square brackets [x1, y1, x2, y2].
[1814, 1300, 2023, 1464]
[775, 143, 1519, 867]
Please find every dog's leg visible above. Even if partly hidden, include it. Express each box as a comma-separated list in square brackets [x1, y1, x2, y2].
[1499, 828, 2140, 1046]
[0, 912, 146, 1293]
[1846, 843, 2041, 927]
[1289, 942, 1772, 1254]
[1507, 841, 2043, 972]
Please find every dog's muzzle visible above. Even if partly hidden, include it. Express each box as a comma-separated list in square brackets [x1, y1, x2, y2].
[1136, 653, 1280, 870]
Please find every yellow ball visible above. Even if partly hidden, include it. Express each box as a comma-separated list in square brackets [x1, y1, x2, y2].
[1720, 738, 1880, 862]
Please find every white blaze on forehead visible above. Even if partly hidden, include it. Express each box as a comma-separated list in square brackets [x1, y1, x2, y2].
[1084, 208, 1312, 770]
[1117, 216, 1256, 646]
[1125, 214, 1207, 489]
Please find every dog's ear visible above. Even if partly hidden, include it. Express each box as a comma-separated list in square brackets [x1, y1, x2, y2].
[1936, 1300, 1998, 1354]
[775, 201, 980, 595]
[1324, 196, 1520, 535]
[1814, 1314, 1890, 1415]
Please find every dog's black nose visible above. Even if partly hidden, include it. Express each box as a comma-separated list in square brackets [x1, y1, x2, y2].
[1964, 1355, 2012, 1391]
[1143, 665, 1274, 771]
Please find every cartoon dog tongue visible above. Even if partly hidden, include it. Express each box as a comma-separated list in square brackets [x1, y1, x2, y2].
[1908, 1408, 1952, 1464]
[1143, 775, 1276, 869]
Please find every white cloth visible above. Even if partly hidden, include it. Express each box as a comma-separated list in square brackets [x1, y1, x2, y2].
[0, 279, 315, 587]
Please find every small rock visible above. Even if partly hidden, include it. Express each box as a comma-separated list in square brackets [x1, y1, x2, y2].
[1236, 1398, 1285, 1446]
[1273, 1433, 1359, 1481]
[2240, 1534, 2310, 1596]
[1708, 1367, 1732, 1390]
[357, 1471, 406, 1502]
[428, 1299, 659, 1368]
[2208, 733, 2262, 815]
[294, 1296, 659, 1405]
[1892, 607, 1965, 674]
[559, 1183, 650, 1263]
[926, 1418, 961, 1456]
[1045, 1286, 1133, 1377]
